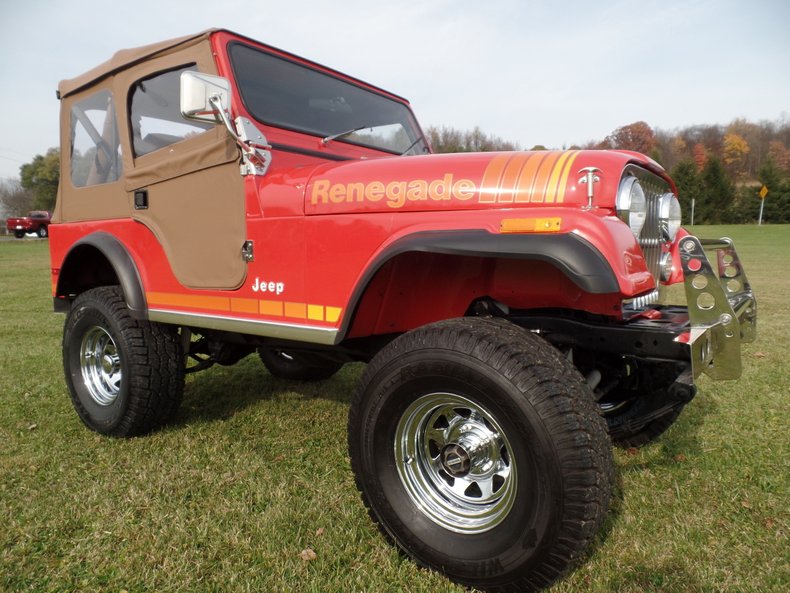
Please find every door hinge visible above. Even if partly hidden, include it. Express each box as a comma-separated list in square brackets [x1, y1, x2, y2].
[242, 240, 254, 263]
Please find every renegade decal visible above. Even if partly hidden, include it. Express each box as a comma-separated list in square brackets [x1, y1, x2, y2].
[310, 151, 580, 209]
[311, 174, 476, 209]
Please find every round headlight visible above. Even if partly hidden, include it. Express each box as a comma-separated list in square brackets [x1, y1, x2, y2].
[659, 192, 682, 242]
[616, 176, 647, 237]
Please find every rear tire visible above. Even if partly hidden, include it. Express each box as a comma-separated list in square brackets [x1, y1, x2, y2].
[37, 226, 48, 238]
[63, 286, 184, 437]
[14, 230, 24, 239]
[349, 318, 613, 593]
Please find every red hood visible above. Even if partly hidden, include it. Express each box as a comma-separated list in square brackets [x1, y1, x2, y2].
[303, 150, 669, 215]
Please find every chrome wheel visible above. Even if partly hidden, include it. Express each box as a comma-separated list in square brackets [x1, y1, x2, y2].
[80, 325, 122, 406]
[395, 392, 516, 533]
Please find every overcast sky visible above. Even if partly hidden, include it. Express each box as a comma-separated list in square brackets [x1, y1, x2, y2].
[1, 0, 788, 179]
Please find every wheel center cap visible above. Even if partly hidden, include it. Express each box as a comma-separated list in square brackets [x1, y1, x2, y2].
[441, 444, 471, 477]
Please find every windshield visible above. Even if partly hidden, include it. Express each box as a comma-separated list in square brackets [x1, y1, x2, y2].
[228, 43, 427, 155]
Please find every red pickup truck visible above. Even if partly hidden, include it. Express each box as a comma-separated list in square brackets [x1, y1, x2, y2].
[6, 211, 51, 238]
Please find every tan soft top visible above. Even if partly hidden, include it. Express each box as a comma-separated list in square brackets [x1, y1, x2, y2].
[58, 29, 218, 99]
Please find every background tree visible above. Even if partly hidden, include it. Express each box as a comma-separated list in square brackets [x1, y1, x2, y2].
[20, 148, 60, 211]
[767, 140, 790, 175]
[426, 126, 519, 153]
[692, 143, 709, 172]
[604, 121, 656, 154]
[0, 178, 35, 220]
[722, 132, 751, 180]
[699, 157, 735, 223]
[670, 161, 704, 224]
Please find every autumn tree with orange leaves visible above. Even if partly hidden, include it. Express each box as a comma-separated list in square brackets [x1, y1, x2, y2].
[603, 121, 657, 155]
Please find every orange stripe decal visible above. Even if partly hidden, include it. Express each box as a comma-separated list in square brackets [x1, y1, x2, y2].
[496, 153, 529, 203]
[147, 291, 230, 312]
[513, 152, 547, 203]
[230, 297, 258, 314]
[530, 152, 562, 203]
[259, 300, 284, 316]
[479, 154, 513, 203]
[284, 302, 307, 319]
[148, 291, 342, 325]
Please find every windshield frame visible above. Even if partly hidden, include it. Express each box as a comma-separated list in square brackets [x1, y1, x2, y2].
[226, 41, 427, 156]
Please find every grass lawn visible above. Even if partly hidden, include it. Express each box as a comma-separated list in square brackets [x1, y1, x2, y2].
[1, 227, 787, 593]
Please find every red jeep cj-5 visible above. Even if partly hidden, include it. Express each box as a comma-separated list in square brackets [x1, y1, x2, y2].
[49, 29, 756, 592]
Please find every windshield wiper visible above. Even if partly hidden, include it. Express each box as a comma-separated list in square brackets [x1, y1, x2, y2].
[321, 126, 371, 145]
[400, 135, 429, 156]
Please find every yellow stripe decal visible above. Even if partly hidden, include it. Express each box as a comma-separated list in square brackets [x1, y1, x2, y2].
[544, 151, 574, 203]
[307, 304, 325, 321]
[325, 307, 342, 323]
[555, 150, 580, 204]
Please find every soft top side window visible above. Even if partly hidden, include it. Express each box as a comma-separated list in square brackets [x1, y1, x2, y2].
[71, 89, 123, 187]
[130, 65, 212, 157]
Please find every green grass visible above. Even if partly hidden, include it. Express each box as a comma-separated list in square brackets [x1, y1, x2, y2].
[1, 227, 788, 593]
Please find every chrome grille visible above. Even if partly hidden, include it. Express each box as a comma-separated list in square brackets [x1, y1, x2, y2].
[623, 165, 671, 308]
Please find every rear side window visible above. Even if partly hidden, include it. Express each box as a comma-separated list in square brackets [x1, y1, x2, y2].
[130, 65, 212, 157]
[71, 89, 123, 187]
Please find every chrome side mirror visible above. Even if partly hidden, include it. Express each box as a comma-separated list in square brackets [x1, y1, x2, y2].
[180, 71, 232, 124]
[180, 70, 272, 177]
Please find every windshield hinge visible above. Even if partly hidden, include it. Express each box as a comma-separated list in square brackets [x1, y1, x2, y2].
[242, 240, 254, 263]
[235, 117, 272, 177]
[207, 95, 272, 177]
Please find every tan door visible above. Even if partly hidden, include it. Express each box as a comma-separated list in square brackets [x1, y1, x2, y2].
[118, 43, 247, 290]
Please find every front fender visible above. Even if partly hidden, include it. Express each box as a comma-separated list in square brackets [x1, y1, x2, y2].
[338, 229, 619, 341]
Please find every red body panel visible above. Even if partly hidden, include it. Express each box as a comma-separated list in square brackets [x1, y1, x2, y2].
[49, 30, 679, 344]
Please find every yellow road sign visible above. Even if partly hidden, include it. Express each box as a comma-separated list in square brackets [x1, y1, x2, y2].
[759, 185, 768, 199]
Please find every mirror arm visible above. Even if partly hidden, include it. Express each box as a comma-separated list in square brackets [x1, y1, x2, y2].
[208, 94, 271, 176]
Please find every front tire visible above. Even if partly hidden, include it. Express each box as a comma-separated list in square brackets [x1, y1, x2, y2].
[63, 286, 184, 437]
[14, 230, 24, 239]
[349, 318, 613, 593]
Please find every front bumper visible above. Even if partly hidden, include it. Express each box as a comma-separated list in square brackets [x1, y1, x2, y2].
[679, 236, 757, 380]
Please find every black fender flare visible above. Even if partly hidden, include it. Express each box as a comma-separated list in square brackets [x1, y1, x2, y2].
[55, 232, 147, 318]
[338, 229, 619, 341]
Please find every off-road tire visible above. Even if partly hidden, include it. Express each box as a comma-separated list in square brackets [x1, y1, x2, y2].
[63, 286, 184, 437]
[348, 317, 613, 593]
[258, 347, 343, 381]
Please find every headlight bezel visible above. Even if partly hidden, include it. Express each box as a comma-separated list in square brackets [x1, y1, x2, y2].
[658, 192, 682, 242]
[616, 175, 647, 238]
